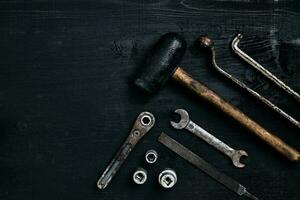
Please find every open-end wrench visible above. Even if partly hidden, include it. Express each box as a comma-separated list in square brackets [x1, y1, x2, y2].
[97, 112, 155, 189]
[171, 109, 247, 168]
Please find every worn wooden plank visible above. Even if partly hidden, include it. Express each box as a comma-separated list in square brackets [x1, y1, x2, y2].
[0, 1, 299, 200]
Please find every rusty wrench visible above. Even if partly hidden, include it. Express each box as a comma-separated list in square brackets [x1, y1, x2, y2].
[171, 109, 248, 168]
[97, 112, 155, 189]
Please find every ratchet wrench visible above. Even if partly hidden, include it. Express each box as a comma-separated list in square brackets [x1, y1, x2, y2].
[171, 109, 247, 168]
[97, 112, 155, 189]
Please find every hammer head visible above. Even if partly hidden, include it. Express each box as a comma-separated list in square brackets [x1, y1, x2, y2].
[134, 32, 187, 93]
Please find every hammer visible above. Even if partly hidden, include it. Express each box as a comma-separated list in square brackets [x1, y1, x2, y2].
[134, 32, 300, 162]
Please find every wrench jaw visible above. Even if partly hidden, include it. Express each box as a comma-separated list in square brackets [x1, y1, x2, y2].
[170, 109, 190, 130]
[231, 150, 248, 168]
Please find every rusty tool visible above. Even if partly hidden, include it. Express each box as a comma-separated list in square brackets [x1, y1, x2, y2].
[158, 133, 259, 200]
[232, 33, 300, 102]
[134, 32, 300, 161]
[97, 112, 155, 189]
[197, 36, 300, 129]
[171, 109, 248, 168]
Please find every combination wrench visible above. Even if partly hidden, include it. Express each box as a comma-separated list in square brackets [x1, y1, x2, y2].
[97, 112, 155, 189]
[171, 109, 247, 168]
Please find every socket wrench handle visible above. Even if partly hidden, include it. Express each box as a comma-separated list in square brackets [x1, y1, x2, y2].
[97, 112, 155, 189]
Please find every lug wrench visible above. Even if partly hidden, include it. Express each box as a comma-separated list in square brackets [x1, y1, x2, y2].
[232, 33, 300, 102]
[198, 36, 300, 129]
[97, 112, 155, 189]
[171, 109, 248, 168]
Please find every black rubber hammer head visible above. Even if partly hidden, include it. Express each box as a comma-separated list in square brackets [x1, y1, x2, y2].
[134, 32, 187, 93]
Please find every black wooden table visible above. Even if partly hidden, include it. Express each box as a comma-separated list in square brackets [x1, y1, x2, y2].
[0, 1, 299, 200]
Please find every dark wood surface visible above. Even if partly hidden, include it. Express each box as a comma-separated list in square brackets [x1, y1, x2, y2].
[0, 1, 299, 200]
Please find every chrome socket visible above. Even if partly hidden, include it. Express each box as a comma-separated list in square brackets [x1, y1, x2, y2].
[133, 168, 147, 185]
[145, 149, 158, 164]
[158, 168, 177, 188]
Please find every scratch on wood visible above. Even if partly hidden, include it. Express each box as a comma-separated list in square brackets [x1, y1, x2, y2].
[180, 0, 269, 13]
[286, 39, 300, 45]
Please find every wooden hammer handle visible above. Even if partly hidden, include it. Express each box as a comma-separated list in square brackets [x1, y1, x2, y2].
[173, 67, 300, 161]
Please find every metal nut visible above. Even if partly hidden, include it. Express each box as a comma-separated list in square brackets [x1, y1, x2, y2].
[145, 150, 158, 164]
[133, 168, 147, 185]
[158, 169, 177, 188]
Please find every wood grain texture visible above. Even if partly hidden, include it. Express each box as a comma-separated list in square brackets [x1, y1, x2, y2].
[0, 1, 299, 200]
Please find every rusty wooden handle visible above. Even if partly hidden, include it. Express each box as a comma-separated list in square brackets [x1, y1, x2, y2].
[173, 67, 300, 162]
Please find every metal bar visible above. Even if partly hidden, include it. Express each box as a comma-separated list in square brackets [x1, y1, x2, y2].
[198, 36, 300, 129]
[158, 132, 259, 200]
[232, 33, 300, 103]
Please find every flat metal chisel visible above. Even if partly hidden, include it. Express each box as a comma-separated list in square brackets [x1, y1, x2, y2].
[158, 132, 259, 200]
